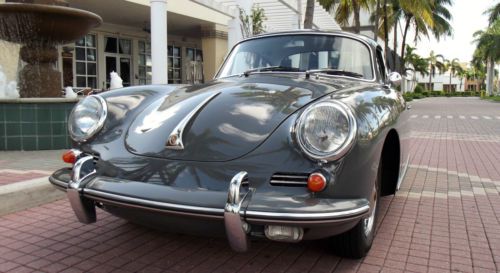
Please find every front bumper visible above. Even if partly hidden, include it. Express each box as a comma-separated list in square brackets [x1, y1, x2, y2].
[50, 157, 370, 252]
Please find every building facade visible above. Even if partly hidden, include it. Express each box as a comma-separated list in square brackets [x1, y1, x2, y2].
[0, 0, 340, 93]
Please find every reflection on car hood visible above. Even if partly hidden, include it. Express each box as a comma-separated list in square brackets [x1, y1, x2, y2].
[125, 75, 345, 161]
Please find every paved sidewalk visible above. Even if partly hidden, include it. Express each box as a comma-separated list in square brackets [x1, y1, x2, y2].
[0, 97, 499, 273]
[0, 150, 66, 216]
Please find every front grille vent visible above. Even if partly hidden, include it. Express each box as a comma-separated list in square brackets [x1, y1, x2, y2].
[270, 172, 309, 187]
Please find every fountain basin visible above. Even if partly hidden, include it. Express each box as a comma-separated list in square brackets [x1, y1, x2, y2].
[0, 98, 78, 150]
[0, 3, 102, 45]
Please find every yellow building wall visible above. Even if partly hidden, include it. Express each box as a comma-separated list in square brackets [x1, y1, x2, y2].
[201, 37, 228, 80]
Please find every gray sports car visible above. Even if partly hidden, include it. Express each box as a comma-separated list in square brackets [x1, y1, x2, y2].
[50, 30, 410, 258]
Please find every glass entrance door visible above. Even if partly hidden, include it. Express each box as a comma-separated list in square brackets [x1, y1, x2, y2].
[104, 36, 132, 88]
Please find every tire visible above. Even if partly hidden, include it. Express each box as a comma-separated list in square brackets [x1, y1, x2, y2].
[330, 163, 381, 259]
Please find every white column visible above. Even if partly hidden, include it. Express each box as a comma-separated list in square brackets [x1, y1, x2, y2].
[150, 0, 168, 84]
[227, 18, 241, 50]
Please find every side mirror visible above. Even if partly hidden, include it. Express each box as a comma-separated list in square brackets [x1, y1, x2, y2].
[388, 72, 402, 87]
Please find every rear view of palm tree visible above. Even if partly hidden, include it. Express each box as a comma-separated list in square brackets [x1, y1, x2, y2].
[485, 2, 500, 26]
[447, 58, 463, 92]
[333, 0, 372, 33]
[427, 51, 445, 91]
[473, 19, 500, 95]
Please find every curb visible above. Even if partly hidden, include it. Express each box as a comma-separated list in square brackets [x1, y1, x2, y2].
[0, 176, 65, 216]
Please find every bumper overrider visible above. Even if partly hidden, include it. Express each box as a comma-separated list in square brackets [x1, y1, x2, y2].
[50, 156, 370, 252]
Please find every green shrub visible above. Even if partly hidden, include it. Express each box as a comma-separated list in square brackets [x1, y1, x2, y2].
[414, 85, 424, 93]
[403, 93, 413, 101]
[421, 91, 429, 97]
[463, 91, 472, 97]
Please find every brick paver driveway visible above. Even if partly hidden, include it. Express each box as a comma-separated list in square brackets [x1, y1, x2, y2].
[1, 97, 499, 273]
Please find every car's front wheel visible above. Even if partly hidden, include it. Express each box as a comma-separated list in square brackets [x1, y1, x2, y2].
[330, 166, 381, 258]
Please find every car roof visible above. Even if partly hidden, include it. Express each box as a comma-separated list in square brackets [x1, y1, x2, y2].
[244, 29, 379, 49]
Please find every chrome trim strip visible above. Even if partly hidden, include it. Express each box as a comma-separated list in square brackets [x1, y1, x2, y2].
[270, 180, 308, 185]
[245, 204, 370, 220]
[83, 188, 224, 215]
[166, 92, 221, 150]
[85, 188, 368, 221]
[397, 155, 410, 190]
[224, 171, 251, 252]
[50, 178, 69, 189]
[272, 175, 309, 179]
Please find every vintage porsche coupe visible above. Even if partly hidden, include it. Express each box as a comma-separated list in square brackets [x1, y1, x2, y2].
[50, 30, 410, 258]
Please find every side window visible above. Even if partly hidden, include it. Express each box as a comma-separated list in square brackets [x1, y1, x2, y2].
[376, 48, 387, 82]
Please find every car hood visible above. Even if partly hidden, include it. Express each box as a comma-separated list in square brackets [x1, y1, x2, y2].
[125, 75, 347, 161]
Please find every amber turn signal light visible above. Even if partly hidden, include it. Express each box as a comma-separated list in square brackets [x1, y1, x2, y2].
[62, 150, 77, 164]
[307, 172, 327, 192]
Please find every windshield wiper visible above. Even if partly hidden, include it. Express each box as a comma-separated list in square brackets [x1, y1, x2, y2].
[305, 69, 364, 79]
[243, 66, 302, 77]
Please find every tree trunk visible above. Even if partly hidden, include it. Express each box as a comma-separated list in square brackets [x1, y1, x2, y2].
[429, 68, 433, 91]
[383, 0, 389, 66]
[400, 16, 411, 75]
[353, 2, 361, 33]
[304, 0, 315, 29]
[449, 71, 452, 93]
[486, 57, 495, 95]
[392, 22, 398, 72]
[374, 0, 380, 40]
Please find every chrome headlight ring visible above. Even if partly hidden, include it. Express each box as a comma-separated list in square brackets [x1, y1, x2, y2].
[68, 95, 107, 143]
[294, 100, 357, 162]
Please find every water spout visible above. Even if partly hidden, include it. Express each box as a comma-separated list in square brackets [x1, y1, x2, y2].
[0, 64, 19, 99]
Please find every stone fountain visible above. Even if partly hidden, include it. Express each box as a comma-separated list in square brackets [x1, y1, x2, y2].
[0, 0, 102, 97]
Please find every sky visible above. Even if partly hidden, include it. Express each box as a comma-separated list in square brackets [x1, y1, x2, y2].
[407, 0, 493, 63]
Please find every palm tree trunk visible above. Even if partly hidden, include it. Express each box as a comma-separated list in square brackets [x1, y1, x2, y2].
[392, 23, 398, 72]
[449, 71, 452, 93]
[374, 0, 380, 40]
[383, 0, 389, 66]
[486, 57, 495, 95]
[429, 68, 433, 91]
[353, 2, 361, 33]
[304, 0, 315, 29]
[400, 16, 411, 75]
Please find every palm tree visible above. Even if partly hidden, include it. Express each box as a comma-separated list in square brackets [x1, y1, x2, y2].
[304, 0, 316, 29]
[473, 19, 500, 95]
[399, 0, 453, 74]
[447, 58, 463, 92]
[484, 2, 500, 26]
[403, 45, 428, 91]
[333, 0, 372, 33]
[456, 67, 467, 91]
[427, 51, 445, 91]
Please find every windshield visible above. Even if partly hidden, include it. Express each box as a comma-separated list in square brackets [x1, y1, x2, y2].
[217, 35, 374, 80]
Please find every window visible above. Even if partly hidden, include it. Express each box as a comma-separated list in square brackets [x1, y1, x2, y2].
[138, 41, 152, 85]
[104, 37, 132, 87]
[376, 48, 386, 82]
[218, 35, 374, 80]
[186, 48, 204, 83]
[74, 34, 97, 89]
[168, 45, 181, 84]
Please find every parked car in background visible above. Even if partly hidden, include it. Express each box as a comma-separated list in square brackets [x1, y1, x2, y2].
[50, 30, 410, 258]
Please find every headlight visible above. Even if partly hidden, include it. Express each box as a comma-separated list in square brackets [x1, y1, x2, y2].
[68, 95, 107, 142]
[295, 100, 356, 161]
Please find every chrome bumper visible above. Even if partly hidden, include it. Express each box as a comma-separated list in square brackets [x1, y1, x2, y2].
[55, 157, 370, 252]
